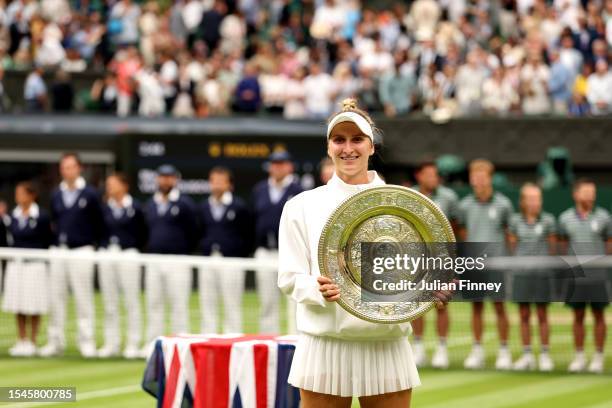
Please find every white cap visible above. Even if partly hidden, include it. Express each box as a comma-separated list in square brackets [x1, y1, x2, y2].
[326, 111, 374, 142]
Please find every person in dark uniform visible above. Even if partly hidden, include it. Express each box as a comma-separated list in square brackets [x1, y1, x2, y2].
[98, 172, 148, 359]
[198, 166, 251, 334]
[142, 164, 199, 353]
[2, 182, 53, 357]
[252, 150, 303, 333]
[40, 153, 106, 358]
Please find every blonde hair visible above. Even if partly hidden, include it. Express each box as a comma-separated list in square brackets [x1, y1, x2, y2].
[328, 98, 380, 144]
[469, 159, 494, 175]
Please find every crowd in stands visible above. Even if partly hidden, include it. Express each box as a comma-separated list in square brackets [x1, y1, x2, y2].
[1, 0, 612, 118]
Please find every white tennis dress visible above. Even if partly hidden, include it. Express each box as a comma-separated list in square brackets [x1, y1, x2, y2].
[278, 171, 420, 397]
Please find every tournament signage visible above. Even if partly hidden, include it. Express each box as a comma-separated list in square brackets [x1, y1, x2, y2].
[122, 134, 324, 200]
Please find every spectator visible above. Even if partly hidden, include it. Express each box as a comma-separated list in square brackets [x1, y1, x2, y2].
[303, 63, 335, 119]
[379, 52, 416, 117]
[233, 62, 261, 113]
[559, 33, 583, 79]
[310, 0, 345, 41]
[112, 46, 141, 117]
[331, 61, 361, 111]
[520, 52, 551, 115]
[455, 49, 488, 115]
[590, 38, 609, 65]
[50, 69, 74, 112]
[109, 0, 141, 47]
[182, 0, 204, 44]
[159, 51, 178, 112]
[219, 10, 246, 55]
[482, 66, 519, 115]
[139, 1, 160, 67]
[199, 0, 227, 52]
[283, 66, 307, 119]
[34, 21, 65, 68]
[586, 59, 612, 115]
[260, 64, 288, 114]
[172, 61, 196, 118]
[90, 72, 118, 113]
[548, 48, 572, 115]
[23, 66, 47, 112]
[409, 0, 440, 40]
[61, 47, 86, 73]
[358, 35, 394, 77]
[135, 67, 164, 117]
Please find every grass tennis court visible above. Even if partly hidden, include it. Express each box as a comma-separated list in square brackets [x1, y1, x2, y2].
[1, 292, 611, 407]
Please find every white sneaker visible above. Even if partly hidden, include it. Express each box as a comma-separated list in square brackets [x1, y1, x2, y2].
[512, 353, 536, 371]
[413, 342, 427, 367]
[588, 353, 605, 374]
[431, 345, 449, 369]
[9, 341, 27, 357]
[97, 345, 120, 358]
[38, 343, 64, 357]
[568, 353, 587, 373]
[464, 345, 485, 369]
[21, 341, 36, 357]
[80, 342, 97, 358]
[538, 353, 554, 372]
[495, 348, 512, 370]
[123, 346, 140, 359]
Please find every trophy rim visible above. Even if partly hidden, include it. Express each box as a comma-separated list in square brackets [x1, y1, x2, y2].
[318, 185, 456, 324]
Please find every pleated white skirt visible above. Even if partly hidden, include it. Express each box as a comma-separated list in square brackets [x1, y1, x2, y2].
[2, 261, 49, 315]
[288, 333, 421, 397]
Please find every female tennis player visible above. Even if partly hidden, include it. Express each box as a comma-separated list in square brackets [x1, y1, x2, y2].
[278, 98, 451, 407]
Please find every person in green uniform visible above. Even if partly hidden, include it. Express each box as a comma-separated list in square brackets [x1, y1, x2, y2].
[458, 159, 513, 370]
[559, 178, 611, 374]
[411, 160, 459, 369]
[508, 183, 556, 371]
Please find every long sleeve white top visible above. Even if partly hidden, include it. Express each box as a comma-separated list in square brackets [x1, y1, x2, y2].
[278, 171, 412, 340]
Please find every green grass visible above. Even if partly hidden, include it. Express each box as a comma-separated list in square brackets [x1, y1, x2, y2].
[1, 292, 611, 407]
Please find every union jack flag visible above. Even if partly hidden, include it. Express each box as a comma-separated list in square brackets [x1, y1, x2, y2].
[142, 334, 300, 408]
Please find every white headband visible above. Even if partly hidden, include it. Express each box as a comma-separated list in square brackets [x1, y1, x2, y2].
[326, 111, 374, 142]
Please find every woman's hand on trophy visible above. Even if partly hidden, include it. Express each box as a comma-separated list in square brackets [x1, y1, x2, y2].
[317, 276, 341, 302]
[433, 279, 458, 309]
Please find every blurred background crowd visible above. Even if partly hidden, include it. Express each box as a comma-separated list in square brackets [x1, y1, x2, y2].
[0, 0, 611, 119]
